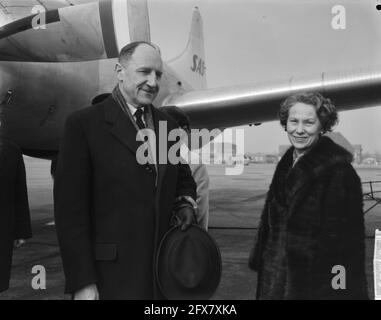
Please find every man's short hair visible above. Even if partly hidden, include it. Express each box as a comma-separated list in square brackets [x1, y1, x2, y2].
[118, 41, 161, 64]
[161, 106, 191, 130]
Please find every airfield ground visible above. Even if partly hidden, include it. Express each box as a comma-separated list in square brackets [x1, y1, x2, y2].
[1, 158, 380, 300]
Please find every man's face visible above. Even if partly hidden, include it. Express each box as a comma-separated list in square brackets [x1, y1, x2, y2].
[116, 44, 163, 107]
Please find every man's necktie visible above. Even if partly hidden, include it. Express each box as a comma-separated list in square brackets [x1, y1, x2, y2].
[135, 108, 145, 130]
[135, 107, 156, 177]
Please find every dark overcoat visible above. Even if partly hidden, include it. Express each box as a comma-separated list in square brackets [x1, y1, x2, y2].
[0, 138, 32, 292]
[249, 136, 368, 300]
[54, 96, 196, 299]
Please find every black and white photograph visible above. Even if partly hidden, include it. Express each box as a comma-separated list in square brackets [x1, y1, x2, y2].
[0, 0, 381, 303]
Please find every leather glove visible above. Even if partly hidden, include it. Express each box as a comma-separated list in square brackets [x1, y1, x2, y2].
[175, 205, 197, 231]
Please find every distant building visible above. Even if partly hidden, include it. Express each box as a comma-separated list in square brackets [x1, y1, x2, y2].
[324, 132, 354, 154]
[210, 141, 237, 156]
[325, 132, 365, 164]
[265, 154, 278, 163]
[362, 158, 378, 165]
[279, 145, 291, 158]
[203, 142, 238, 164]
[352, 145, 362, 164]
[247, 152, 278, 163]
[250, 153, 266, 163]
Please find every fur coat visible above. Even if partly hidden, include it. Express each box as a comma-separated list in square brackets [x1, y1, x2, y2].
[249, 136, 368, 300]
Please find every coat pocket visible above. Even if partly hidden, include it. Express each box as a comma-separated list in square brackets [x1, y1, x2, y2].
[94, 243, 118, 261]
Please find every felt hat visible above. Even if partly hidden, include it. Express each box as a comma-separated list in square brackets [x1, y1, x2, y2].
[156, 225, 222, 300]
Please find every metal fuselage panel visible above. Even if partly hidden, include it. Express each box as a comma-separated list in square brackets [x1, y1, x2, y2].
[174, 68, 381, 129]
[0, 1, 203, 157]
[0, 59, 110, 153]
[0, 59, 181, 155]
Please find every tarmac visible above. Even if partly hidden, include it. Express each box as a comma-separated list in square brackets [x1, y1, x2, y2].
[1, 158, 380, 300]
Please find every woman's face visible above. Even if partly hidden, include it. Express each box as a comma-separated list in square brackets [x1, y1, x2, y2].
[286, 102, 322, 153]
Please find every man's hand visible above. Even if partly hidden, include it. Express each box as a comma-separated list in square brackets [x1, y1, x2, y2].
[14, 239, 27, 249]
[74, 284, 99, 300]
[176, 206, 196, 231]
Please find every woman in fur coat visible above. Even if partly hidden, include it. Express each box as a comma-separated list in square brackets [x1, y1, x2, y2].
[249, 92, 368, 300]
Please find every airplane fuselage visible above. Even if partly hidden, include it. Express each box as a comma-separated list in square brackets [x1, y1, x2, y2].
[0, 59, 187, 158]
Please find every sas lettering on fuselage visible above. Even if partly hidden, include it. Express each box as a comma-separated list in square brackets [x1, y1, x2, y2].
[191, 54, 206, 76]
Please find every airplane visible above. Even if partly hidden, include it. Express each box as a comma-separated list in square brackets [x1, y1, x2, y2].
[1, 0, 381, 173]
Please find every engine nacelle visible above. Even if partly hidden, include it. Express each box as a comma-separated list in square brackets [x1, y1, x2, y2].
[0, 0, 150, 62]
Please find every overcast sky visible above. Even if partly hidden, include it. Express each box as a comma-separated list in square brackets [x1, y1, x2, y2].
[149, 0, 381, 153]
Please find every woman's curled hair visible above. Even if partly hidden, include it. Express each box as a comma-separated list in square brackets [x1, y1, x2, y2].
[279, 92, 338, 133]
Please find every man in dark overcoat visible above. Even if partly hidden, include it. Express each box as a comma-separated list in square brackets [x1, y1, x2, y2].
[54, 42, 197, 300]
[0, 123, 32, 293]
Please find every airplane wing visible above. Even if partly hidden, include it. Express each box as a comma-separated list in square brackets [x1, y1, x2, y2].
[167, 67, 381, 130]
[158, 3, 381, 130]
[159, 4, 381, 130]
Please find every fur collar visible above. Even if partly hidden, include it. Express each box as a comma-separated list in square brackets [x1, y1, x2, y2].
[270, 136, 353, 207]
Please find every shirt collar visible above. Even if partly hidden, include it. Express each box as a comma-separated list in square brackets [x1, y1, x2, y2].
[127, 103, 144, 117]
[117, 84, 145, 116]
[292, 149, 306, 167]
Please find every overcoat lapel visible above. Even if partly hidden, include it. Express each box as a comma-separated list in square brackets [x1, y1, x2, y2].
[104, 97, 140, 156]
[151, 106, 168, 191]
[150, 106, 170, 300]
